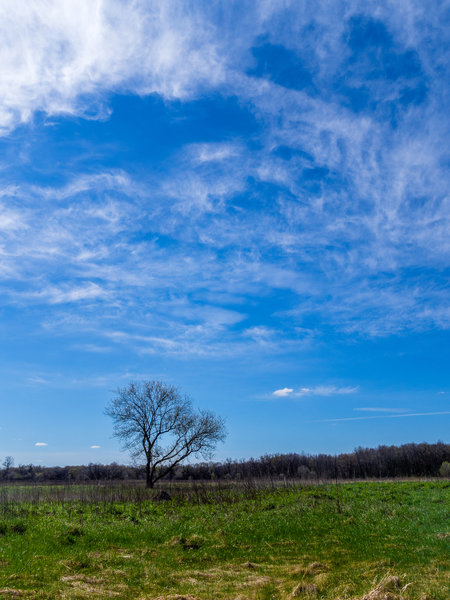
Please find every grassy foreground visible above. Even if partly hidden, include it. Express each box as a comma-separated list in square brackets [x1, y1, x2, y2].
[0, 480, 448, 599]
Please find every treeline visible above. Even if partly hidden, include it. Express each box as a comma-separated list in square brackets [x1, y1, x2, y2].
[1, 442, 449, 483]
[180, 442, 450, 481]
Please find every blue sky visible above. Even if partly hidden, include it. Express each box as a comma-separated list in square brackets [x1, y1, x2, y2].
[0, 1, 449, 467]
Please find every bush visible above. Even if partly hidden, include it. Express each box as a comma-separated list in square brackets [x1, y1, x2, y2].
[439, 461, 450, 478]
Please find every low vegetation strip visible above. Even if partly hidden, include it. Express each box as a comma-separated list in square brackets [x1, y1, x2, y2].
[2, 442, 449, 483]
[0, 481, 448, 599]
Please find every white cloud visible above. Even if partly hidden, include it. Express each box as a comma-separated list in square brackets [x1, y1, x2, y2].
[354, 407, 406, 413]
[190, 143, 241, 164]
[29, 283, 109, 305]
[0, 2, 448, 359]
[0, 203, 28, 232]
[0, 1, 228, 134]
[27, 376, 49, 385]
[70, 344, 112, 353]
[273, 387, 294, 397]
[34, 442, 48, 446]
[90, 445, 101, 449]
[273, 385, 359, 399]
[296, 386, 359, 397]
[313, 411, 450, 423]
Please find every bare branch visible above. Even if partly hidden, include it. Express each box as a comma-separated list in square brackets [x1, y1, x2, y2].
[105, 380, 226, 488]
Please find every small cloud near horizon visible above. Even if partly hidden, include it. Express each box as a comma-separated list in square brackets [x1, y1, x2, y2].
[273, 387, 294, 397]
[312, 411, 450, 423]
[90, 445, 101, 449]
[273, 385, 358, 398]
[34, 442, 48, 446]
[28, 376, 49, 385]
[354, 407, 406, 413]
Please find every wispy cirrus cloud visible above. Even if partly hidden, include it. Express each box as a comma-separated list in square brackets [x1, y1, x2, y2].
[28, 283, 108, 305]
[354, 407, 406, 413]
[297, 386, 360, 397]
[1, 1, 448, 466]
[273, 385, 359, 398]
[0, 0, 230, 133]
[27, 376, 49, 385]
[0, 1, 448, 362]
[313, 411, 450, 423]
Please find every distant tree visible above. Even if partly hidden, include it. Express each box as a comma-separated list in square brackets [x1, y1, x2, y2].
[105, 380, 226, 488]
[2, 456, 14, 480]
[439, 461, 450, 478]
[2, 456, 14, 470]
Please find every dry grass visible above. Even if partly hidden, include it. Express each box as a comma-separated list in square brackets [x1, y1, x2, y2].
[296, 562, 330, 576]
[292, 582, 318, 597]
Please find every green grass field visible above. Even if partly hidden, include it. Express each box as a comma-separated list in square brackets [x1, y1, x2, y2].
[0, 480, 448, 599]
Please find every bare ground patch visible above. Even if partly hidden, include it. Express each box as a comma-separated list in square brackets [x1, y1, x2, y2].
[0, 589, 27, 598]
[60, 574, 124, 597]
[292, 582, 318, 597]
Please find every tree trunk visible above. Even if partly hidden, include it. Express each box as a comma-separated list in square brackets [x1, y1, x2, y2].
[145, 460, 153, 488]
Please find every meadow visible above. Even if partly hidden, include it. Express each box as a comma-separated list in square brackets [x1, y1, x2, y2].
[0, 480, 448, 599]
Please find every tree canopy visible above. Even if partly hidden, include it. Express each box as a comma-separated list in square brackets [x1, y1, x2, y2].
[105, 380, 226, 488]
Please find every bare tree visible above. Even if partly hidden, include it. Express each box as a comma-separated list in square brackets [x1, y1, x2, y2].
[105, 380, 226, 488]
[2, 456, 14, 480]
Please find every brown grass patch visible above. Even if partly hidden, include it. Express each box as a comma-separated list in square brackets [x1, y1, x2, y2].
[292, 582, 318, 597]
[61, 575, 103, 585]
[362, 575, 402, 600]
[0, 590, 26, 598]
[267, 540, 295, 547]
[241, 575, 272, 587]
[177, 566, 237, 583]
[313, 572, 329, 586]
[61, 574, 121, 597]
[299, 562, 330, 576]
[152, 596, 201, 600]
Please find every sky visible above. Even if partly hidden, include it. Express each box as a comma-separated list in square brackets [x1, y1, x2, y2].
[0, 0, 449, 467]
